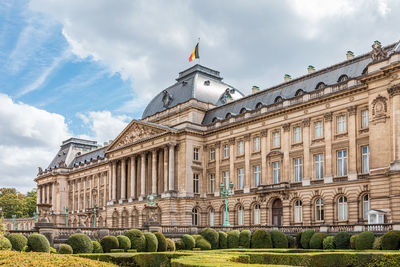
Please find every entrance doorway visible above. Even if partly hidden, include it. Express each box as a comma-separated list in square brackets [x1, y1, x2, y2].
[272, 198, 283, 226]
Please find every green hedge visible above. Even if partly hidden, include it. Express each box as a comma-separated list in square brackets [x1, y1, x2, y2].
[218, 231, 227, 249]
[323, 236, 335, 249]
[270, 230, 288, 248]
[124, 229, 146, 252]
[200, 228, 219, 249]
[182, 235, 195, 250]
[300, 230, 315, 249]
[175, 239, 185, 250]
[355, 231, 374, 250]
[334, 231, 350, 249]
[227, 230, 240, 248]
[239, 230, 251, 248]
[101, 236, 119, 253]
[7, 233, 27, 251]
[144, 232, 158, 252]
[117, 235, 131, 252]
[0, 237, 11, 250]
[381, 230, 400, 250]
[195, 237, 211, 250]
[58, 244, 73, 254]
[251, 229, 272, 248]
[166, 238, 175, 251]
[350, 235, 358, 249]
[27, 234, 50, 252]
[67, 233, 93, 254]
[310, 233, 327, 249]
[373, 236, 383, 250]
[154, 232, 167, 252]
[287, 235, 295, 248]
[296, 232, 302, 248]
[92, 241, 103, 253]
[110, 249, 125, 253]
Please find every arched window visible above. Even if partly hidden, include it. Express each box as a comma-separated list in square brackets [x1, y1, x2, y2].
[253, 204, 260, 225]
[294, 200, 303, 223]
[237, 206, 244, 225]
[112, 211, 119, 228]
[255, 102, 263, 109]
[240, 108, 247, 114]
[362, 67, 368, 75]
[315, 198, 324, 221]
[225, 113, 232, 119]
[209, 208, 215, 226]
[315, 82, 326, 90]
[338, 196, 348, 221]
[295, 89, 304, 96]
[192, 208, 199, 226]
[338, 75, 349, 83]
[274, 96, 283, 103]
[212, 117, 218, 123]
[363, 194, 370, 220]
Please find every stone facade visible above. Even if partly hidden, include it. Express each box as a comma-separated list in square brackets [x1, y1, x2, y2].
[35, 41, 400, 229]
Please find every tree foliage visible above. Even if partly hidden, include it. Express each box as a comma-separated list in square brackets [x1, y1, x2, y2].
[0, 188, 37, 218]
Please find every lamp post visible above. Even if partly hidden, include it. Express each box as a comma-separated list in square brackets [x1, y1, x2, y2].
[12, 214, 16, 230]
[33, 211, 38, 222]
[220, 181, 234, 227]
[94, 203, 97, 228]
[65, 207, 68, 227]
[146, 193, 157, 207]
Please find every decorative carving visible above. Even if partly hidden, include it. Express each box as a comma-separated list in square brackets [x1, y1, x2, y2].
[302, 118, 310, 127]
[324, 112, 333, 122]
[371, 95, 387, 118]
[229, 137, 236, 145]
[282, 123, 290, 132]
[261, 129, 268, 137]
[370, 41, 387, 62]
[215, 141, 221, 148]
[347, 105, 357, 116]
[116, 123, 165, 148]
[162, 90, 173, 108]
[388, 84, 400, 97]
[38, 167, 43, 175]
[243, 134, 250, 141]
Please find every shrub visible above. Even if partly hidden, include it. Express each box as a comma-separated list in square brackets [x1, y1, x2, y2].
[127, 249, 137, 253]
[300, 230, 315, 249]
[251, 229, 272, 248]
[239, 230, 251, 248]
[287, 235, 295, 248]
[7, 233, 27, 251]
[58, 244, 73, 254]
[0, 237, 12, 250]
[323, 236, 335, 249]
[350, 235, 358, 249]
[110, 249, 124, 253]
[144, 232, 158, 252]
[296, 232, 302, 248]
[218, 231, 227, 249]
[196, 237, 211, 250]
[27, 234, 50, 252]
[373, 236, 383, 250]
[175, 239, 185, 250]
[166, 238, 175, 251]
[381, 230, 400, 250]
[334, 231, 350, 249]
[227, 230, 240, 248]
[117, 235, 131, 252]
[92, 241, 103, 253]
[310, 233, 327, 249]
[67, 233, 93, 254]
[100, 236, 119, 253]
[201, 228, 219, 249]
[192, 235, 202, 243]
[124, 229, 146, 252]
[355, 231, 374, 250]
[270, 230, 288, 248]
[154, 232, 167, 252]
[182, 234, 195, 250]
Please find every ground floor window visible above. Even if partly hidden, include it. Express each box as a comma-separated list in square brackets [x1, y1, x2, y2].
[315, 198, 324, 221]
[238, 206, 244, 225]
[294, 200, 302, 223]
[192, 208, 199, 226]
[338, 196, 348, 221]
[363, 194, 370, 220]
[209, 208, 214, 226]
[254, 204, 260, 224]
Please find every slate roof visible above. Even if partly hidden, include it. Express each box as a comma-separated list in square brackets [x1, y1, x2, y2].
[70, 146, 106, 167]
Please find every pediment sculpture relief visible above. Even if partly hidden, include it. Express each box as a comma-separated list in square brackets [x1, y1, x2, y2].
[116, 123, 165, 148]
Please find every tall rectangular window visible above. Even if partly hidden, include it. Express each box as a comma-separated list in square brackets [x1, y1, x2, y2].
[223, 171, 229, 188]
[273, 132, 280, 147]
[314, 121, 323, 138]
[362, 145, 370, 173]
[210, 148, 215, 161]
[294, 127, 302, 143]
[253, 165, 261, 187]
[361, 110, 369, 128]
[337, 115, 347, 133]
[253, 137, 260, 151]
[273, 161, 281, 184]
[294, 158, 303, 182]
[193, 148, 199, 161]
[223, 144, 229, 158]
[314, 154, 324, 179]
[237, 140, 244, 155]
[237, 168, 244, 190]
[209, 173, 215, 193]
[337, 150, 348, 176]
[193, 173, 199, 193]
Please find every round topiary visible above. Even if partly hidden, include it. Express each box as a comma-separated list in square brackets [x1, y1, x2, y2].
[310, 233, 327, 249]
[251, 229, 272, 248]
[182, 234, 195, 250]
[166, 238, 176, 251]
[124, 229, 146, 252]
[350, 235, 358, 249]
[334, 231, 350, 249]
[27, 234, 50, 252]
[66, 233, 93, 254]
[92, 241, 103, 253]
[227, 230, 240, 248]
[323, 236, 335, 249]
[7, 233, 27, 251]
[196, 237, 211, 250]
[117, 235, 131, 252]
[239, 230, 251, 248]
[300, 230, 315, 249]
[296, 232, 303, 248]
[287, 235, 296, 248]
[219, 231, 228, 249]
[381, 230, 400, 250]
[355, 231, 374, 250]
[373, 236, 383, 250]
[270, 230, 288, 248]
[101, 236, 119, 253]
[154, 232, 167, 252]
[144, 232, 158, 252]
[58, 244, 73, 254]
[175, 239, 185, 250]
[0, 237, 12, 250]
[192, 235, 202, 243]
[201, 228, 219, 249]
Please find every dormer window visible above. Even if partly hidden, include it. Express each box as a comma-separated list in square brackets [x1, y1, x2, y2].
[240, 108, 247, 114]
[274, 96, 283, 103]
[182, 81, 188, 86]
[204, 80, 210, 86]
[315, 82, 326, 90]
[255, 102, 263, 109]
[295, 89, 304, 96]
[225, 113, 232, 119]
[212, 117, 218, 123]
[338, 75, 349, 83]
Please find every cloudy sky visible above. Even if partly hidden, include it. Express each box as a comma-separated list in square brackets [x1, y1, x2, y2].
[0, 0, 399, 192]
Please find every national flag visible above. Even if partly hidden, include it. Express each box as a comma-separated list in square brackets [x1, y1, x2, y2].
[189, 43, 199, 62]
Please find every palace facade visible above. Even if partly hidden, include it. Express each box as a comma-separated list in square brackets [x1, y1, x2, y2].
[35, 41, 400, 229]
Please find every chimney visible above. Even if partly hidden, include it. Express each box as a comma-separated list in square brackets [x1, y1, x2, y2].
[284, 74, 292, 82]
[307, 65, 315, 74]
[252, 86, 260, 94]
[346, 51, 354, 60]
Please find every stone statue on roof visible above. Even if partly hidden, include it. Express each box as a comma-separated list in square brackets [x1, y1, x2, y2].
[371, 40, 387, 62]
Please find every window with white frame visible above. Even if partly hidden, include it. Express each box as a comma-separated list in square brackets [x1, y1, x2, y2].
[273, 132, 280, 147]
[238, 206, 244, 225]
[338, 196, 348, 221]
[237, 168, 244, 190]
[209, 173, 215, 193]
[254, 204, 261, 224]
[294, 158, 303, 182]
[223, 144, 229, 158]
[337, 150, 348, 176]
[315, 198, 324, 221]
[253, 137, 260, 151]
[254, 165, 261, 187]
[209, 208, 215, 226]
[237, 140, 244, 155]
[223, 171, 229, 188]
[362, 145, 370, 174]
[294, 200, 303, 223]
[192, 208, 198, 226]
[101, 195, 104, 207]
[273, 161, 281, 184]
[210, 148, 215, 161]
[314, 121, 323, 138]
[361, 110, 369, 128]
[193, 147, 199, 161]
[314, 154, 324, 179]
[337, 115, 347, 133]
[363, 194, 370, 220]
[294, 127, 302, 143]
[193, 173, 199, 193]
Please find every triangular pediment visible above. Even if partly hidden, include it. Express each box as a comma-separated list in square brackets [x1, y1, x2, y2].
[105, 120, 171, 152]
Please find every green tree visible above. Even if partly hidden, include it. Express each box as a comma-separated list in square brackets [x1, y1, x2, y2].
[0, 188, 37, 218]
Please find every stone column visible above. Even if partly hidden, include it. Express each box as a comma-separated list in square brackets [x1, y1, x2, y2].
[77, 179, 81, 211]
[72, 181, 75, 212]
[324, 112, 333, 181]
[42, 185, 45, 204]
[168, 144, 175, 191]
[88, 176, 92, 208]
[261, 130, 268, 185]
[129, 156, 136, 201]
[103, 173, 107, 207]
[51, 182, 55, 211]
[97, 174, 100, 207]
[83, 177, 86, 210]
[215, 142, 221, 196]
[152, 150, 157, 194]
[388, 85, 400, 170]
[37, 186, 41, 204]
[120, 158, 126, 202]
[303, 118, 311, 180]
[108, 166, 112, 204]
[46, 184, 50, 204]
[112, 161, 117, 202]
[348, 106, 358, 180]
[244, 135, 250, 192]
[229, 138, 235, 188]
[282, 123, 291, 182]
[163, 147, 168, 193]
[140, 153, 146, 200]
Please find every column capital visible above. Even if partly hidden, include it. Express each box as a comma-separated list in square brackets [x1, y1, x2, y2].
[347, 105, 357, 116]
[388, 84, 400, 97]
[282, 123, 290, 132]
[243, 134, 251, 141]
[215, 141, 221, 148]
[261, 129, 268, 137]
[324, 112, 333, 122]
[302, 118, 311, 127]
[229, 137, 236, 145]
[130, 154, 137, 160]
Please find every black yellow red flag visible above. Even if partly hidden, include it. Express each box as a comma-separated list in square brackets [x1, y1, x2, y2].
[189, 43, 199, 62]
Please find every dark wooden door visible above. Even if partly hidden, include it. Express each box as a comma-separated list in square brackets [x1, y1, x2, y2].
[272, 198, 283, 226]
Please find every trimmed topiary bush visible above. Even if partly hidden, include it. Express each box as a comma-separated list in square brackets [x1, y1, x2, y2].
[166, 238, 175, 251]
[355, 231, 374, 250]
[373, 236, 383, 250]
[0, 237, 12, 250]
[154, 232, 167, 252]
[239, 230, 251, 248]
[58, 244, 73, 254]
[381, 230, 400, 250]
[227, 230, 240, 248]
[195, 237, 211, 250]
[350, 235, 358, 249]
[144, 232, 158, 252]
[334, 231, 350, 249]
[110, 249, 124, 253]
[300, 229, 315, 249]
[201, 228, 219, 249]
[287, 235, 295, 248]
[100, 236, 119, 253]
[182, 234, 195, 250]
[310, 233, 327, 249]
[124, 229, 146, 252]
[192, 235, 202, 243]
[218, 231, 227, 249]
[323, 236, 335, 249]
[175, 239, 185, 250]
[251, 229, 272, 248]
[27, 234, 50, 252]
[67, 233, 93, 254]
[50, 247, 57, 253]
[7, 233, 27, 251]
[296, 232, 302, 248]
[270, 230, 288, 248]
[117, 235, 131, 252]
[92, 241, 103, 253]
